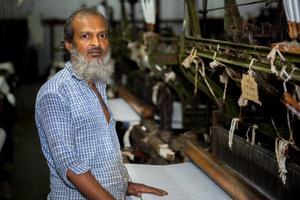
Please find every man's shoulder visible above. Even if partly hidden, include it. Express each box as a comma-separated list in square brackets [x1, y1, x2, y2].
[36, 67, 72, 100]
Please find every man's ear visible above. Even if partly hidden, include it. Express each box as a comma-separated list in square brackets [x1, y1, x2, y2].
[65, 41, 73, 52]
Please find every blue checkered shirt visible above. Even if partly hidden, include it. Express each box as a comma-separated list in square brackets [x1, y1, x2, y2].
[35, 61, 129, 199]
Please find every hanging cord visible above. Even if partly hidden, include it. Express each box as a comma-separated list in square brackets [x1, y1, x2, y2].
[193, 60, 200, 95]
[281, 67, 297, 144]
[267, 44, 286, 76]
[271, 116, 293, 185]
[196, 57, 220, 106]
[164, 70, 176, 83]
[247, 58, 257, 76]
[182, 47, 197, 69]
[280, 65, 297, 91]
[209, 45, 226, 69]
[228, 118, 239, 150]
[281, 66, 300, 119]
[275, 138, 289, 185]
[246, 124, 258, 146]
[220, 72, 228, 102]
[208, 47, 228, 103]
[270, 117, 282, 138]
[152, 82, 163, 105]
[182, 48, 199, 95]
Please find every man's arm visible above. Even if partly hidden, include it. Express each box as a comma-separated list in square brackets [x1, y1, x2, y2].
[67, 169, 115, 200]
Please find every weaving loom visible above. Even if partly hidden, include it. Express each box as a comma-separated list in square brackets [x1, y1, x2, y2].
[212, 111, 300, 200]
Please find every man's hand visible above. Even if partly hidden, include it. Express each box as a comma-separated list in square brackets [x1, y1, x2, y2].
[127, 182, 168, 197]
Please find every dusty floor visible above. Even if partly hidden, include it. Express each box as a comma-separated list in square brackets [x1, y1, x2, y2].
[0, 83, 49, 200]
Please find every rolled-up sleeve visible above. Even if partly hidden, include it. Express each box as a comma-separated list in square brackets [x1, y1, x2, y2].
[38, 92, 91, 188]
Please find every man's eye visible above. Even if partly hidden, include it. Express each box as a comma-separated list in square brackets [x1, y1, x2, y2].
[81, 34, 90, 39]
[99, 33, 108, 39]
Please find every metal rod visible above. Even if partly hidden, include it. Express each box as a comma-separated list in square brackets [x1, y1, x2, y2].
[184, 36, 300, 82]
[199, 0, 275, 13]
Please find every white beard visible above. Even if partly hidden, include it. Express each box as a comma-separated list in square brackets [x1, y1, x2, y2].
[70, 49, 114, 82]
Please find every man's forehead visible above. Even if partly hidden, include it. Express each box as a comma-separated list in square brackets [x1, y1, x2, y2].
[72, 14, 108, 30]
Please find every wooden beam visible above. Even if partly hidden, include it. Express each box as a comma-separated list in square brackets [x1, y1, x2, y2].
[184, 141, 269, 200]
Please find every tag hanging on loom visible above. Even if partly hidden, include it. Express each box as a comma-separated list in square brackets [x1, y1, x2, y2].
[240, 74, 262, 106]
[238, 59, 262, 106]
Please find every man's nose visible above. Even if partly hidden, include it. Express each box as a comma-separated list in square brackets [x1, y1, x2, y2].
[90, 36, 101, 47]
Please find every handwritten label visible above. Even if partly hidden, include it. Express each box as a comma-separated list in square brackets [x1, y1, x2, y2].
[241, 74, 262, 105]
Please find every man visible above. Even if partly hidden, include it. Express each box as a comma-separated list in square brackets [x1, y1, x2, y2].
[35, 7, 167, 200]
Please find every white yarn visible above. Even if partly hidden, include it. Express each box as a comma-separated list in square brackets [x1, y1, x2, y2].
[123, 122, 139, 148]
[158, 144, 175, 161]
[182, 48, 197, 69]
[0, 128, 6, 152]
[246, 124, 258, 146]
[0, 76, 15, 106]
[141, 0, 156, 24]
[164, 71, 176, 83]
[228, 118, 239, 150]
[267, 44, 286, 76]
[152, 82, 162, 105]
[275, 138, 289, 184]
[238, 96, 248, 107]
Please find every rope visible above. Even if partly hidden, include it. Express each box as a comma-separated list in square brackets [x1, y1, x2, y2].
[267, 44, 286, 76]
[280, 67, 298, 143]
[152, 82, 163, 105]
[228, 118, 239, 150]
[208, 50, 228, 103]
[197, 58, 220, 106]
[194, 62, 199, 95]
[246, 124, 258, 146]
[219, 72, 228, 102]
[270, 117, 282, 138]
[247, 58, 257, 76]
[275, 138, 289, 184]
[182, 47, 197, 69]
[164, 71, 176, 83]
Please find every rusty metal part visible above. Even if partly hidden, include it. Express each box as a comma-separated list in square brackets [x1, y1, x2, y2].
[116, 85, 155, 119]
[130, 120, 175, 161]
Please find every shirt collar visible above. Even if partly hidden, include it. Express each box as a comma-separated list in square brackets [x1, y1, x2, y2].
[65, 61, 83, 81]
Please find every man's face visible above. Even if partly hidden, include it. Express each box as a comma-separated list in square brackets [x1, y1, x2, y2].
[66, 14, 110, 61]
